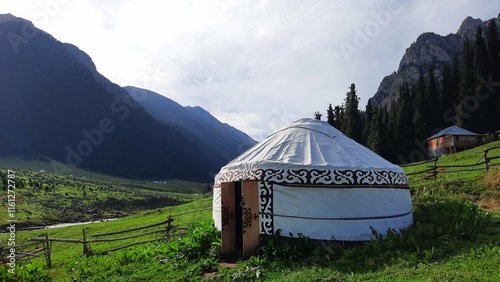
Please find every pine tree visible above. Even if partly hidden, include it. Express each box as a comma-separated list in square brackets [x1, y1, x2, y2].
[412, 86, 427, 141]
[486, 19, 500, 79]
[394, 83, 414, 162]
[367, 106, 383, 155]
[385, 100, 398, 162]
[342, 83, 362, 142]
[413, 68, 429, 141]
[440, 57, 460, 127]
[333, 105, 344, 130]
[362, 98, 374, 145]
[427, 65, 439, 130]
[379, 106, 391, 159]
[313, 111, 322, 120]
[327, 104, 335, 127]
[472, 26, 490, 133]
[485, 19, 500, 132]
[457, 39, 475, 128]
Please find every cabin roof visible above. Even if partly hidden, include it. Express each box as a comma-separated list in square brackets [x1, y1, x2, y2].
[426, 125, 478, 141]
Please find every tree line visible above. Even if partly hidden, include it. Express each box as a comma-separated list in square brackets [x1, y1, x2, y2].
[315, 19, 499, 164]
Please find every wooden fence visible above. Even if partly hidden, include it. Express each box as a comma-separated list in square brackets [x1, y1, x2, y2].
[0, 209, 210, 268]
[402, 145, 500, 180]
[0, 241, 46, 265]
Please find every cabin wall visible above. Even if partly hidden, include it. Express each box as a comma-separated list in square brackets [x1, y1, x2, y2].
[427, 134, 483, 157]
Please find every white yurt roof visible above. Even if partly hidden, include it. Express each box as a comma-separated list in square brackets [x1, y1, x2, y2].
[213, 118, 413, 241]
[215, 118, 406, 187]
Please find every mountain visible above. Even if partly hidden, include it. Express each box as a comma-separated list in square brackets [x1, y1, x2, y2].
[372, 15, 499, 107]
[0, 14, 251, 181]
[123, 86, 256, 163]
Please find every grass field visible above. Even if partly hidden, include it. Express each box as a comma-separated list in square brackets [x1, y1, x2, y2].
[0, 142, 499, 281]
[0, 157, 206, 229]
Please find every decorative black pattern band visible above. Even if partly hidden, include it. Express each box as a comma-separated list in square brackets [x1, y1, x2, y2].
[215, 168, 408, 188]
[259, 181, 274, 235]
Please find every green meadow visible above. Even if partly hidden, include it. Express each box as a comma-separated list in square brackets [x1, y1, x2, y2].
[1, 142, 499, 281]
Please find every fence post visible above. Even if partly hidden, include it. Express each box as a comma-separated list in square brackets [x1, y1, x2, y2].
[433, 157, 439, 181]
[484, 148, 490, 172]
[44, 234, 51, 268]
[165, 215, 174, 235]
[82, 229, 89, 255]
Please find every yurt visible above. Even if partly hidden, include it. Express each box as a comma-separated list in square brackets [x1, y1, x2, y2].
[213, 118, 412, 256]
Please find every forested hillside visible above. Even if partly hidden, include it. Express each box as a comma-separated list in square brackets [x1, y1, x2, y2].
[319, 17, 499, 164]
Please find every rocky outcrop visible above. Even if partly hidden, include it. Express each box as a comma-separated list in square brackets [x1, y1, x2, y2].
[372, 14, 500, 107]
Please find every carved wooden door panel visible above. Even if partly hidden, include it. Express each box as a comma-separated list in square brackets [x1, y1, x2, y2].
[220, 182, 236, 254]
[241, 181, 259, 257]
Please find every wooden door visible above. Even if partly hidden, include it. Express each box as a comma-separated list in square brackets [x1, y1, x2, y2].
[220, 182, 236, 254]
[241, 181, 260, 257]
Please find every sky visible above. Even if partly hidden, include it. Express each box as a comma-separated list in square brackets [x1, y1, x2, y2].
[2, 0, 499, 140]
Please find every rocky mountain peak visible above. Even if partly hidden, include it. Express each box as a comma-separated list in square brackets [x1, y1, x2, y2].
[397, 32, 460, 72]
[372, 14, 497, 107]
[457, 16, 484, 39]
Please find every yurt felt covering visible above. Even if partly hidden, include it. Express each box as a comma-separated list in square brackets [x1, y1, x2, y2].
[213, 118, 413, 241]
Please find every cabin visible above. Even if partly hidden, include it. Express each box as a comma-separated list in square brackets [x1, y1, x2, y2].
[426, 125, 486, 157]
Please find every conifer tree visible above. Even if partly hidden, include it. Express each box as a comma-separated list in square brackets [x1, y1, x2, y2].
[313, 111, 322, 120]
[486, 19, 500, 79]
[440, 56, 460, 127]
[362, 98, 374, 144]
[394, 83, 414, 161]
[333, 105, 344, 130]
[342, 83, 362, 142]
[472, 26, 489, 133]
[457, 39, 475, 128]
[485, 19, 500, 132]
[427, 65, 439, 129]
[367, 106, 383, 155]
[327, 104, 335, 127]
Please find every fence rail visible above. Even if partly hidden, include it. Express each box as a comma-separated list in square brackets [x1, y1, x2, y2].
[0, 241, 45, 265]
[404, 145, 500, 180]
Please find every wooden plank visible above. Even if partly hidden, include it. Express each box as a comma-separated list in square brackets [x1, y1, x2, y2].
[400, 158, 437, 167]
[428, 162, 487, 168]
[98, 239, 160, 254]
[442, 167, 487, 173]
[92, 217, 173, 237]
[29, 237, 82, 243]
[221, 182, 236, 254]
[242, 181, 259, 257]
[406, 168, 435, 176]
[86, 230, 161, 243]
[14, 248, 45, 257]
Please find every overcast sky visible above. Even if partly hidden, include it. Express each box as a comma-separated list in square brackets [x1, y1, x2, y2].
[2, 0, 499, 140]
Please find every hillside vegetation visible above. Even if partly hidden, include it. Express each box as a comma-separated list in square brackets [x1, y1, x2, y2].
[0, 158, 205, 229]
[1, 142, 499, 281]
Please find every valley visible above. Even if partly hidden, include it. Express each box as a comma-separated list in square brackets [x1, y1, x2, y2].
[0, 158, 206, 230]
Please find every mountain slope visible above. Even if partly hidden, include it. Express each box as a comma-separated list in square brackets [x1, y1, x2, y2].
[372, 15, 498, 106]
[123, 86, 256, 163]
[0, 14, 228, 181]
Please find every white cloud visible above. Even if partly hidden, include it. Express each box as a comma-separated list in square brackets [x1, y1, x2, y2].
[2, 0, 499, 140]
